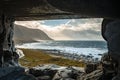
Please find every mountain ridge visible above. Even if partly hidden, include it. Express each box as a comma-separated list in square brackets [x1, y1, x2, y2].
[13, 24, 52, 44]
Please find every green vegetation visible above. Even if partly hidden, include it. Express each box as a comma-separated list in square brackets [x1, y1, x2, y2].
[19, 48, 85, 68]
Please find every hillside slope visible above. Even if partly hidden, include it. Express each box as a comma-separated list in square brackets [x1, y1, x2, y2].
[14, 24, 52, 43]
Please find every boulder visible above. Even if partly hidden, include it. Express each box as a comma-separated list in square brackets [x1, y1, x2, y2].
[78, 70, 103, 80]
[29, 64, 58, 79]
[53, 66, 84, 80]
[28, 64, 84, 80]
[77, 53, 118, 80]
[85, 62, 98, 74]
[0, 67, 36, 80]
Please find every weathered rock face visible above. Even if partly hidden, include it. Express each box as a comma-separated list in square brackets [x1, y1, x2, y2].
[0, 0, 119, 20]
[0, 14, 19, 67]
[28, 64, 84, 80]
[78, 53, 117, 80]
[0, 67, 36, 80]
[84, 63, 98, 74]
[28, 63, 116, 80]
[0, 14, 37, 80]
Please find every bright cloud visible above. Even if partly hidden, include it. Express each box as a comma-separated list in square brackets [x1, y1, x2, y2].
[15, 18, 103, 40]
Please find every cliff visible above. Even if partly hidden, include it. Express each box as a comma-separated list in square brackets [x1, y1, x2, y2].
[13, 24, 52, 43]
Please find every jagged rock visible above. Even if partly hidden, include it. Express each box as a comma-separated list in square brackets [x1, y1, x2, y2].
[3, 50, 20, 67]
[78, 70, 103, 80]
[28, 64, 84, 80]
[101, 53, 116, 74]
[29, 64, 59, 79]
[0, 73, 36, 80]
[29, 68, 57, 79]
[53, 66, 83, 80]
[100, 53, 116, 79]
[0, 67, 36, 80]
[36, 76, 51, 80]
[77, 53, 117, 80]
[85, 62, 98, 74]
[0, 15, 20, 67]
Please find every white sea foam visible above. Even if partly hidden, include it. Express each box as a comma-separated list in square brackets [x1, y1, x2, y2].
[16, 49, 25, 58]
[16, 41, 107, 59]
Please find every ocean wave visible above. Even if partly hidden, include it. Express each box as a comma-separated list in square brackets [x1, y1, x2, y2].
[16, 41, 107, 60]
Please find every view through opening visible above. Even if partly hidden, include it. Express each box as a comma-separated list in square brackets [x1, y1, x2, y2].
[14, 18, 107, 67]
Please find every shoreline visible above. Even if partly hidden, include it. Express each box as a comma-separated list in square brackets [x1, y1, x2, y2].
[19, 48, 85, 68]
[18, 48, 102, 68]
[16, 45, 104, 63]
[15, 40, 106, 63]
[30, 48, 101, 63]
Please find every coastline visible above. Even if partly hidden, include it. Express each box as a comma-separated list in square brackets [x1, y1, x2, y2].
[37, 49, 101, 63]
[15, 41, 105, 80]
[18, 48, 103, 80]
[16, 40, 106, 63]
[19, 48, 85, 68]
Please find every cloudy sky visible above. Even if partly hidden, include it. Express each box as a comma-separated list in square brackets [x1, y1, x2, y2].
[15, 18, 104, 40]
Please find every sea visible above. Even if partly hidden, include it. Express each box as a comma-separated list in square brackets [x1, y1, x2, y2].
[16, 40, 108, 60]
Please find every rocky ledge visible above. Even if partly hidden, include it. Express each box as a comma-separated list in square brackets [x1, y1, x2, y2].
[0, 67, 36, 80]
[0, 52, 116, 80]
[0, 61, 115, 80]
[27, 60, 115, 80]
[28, 64, 84, 80]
